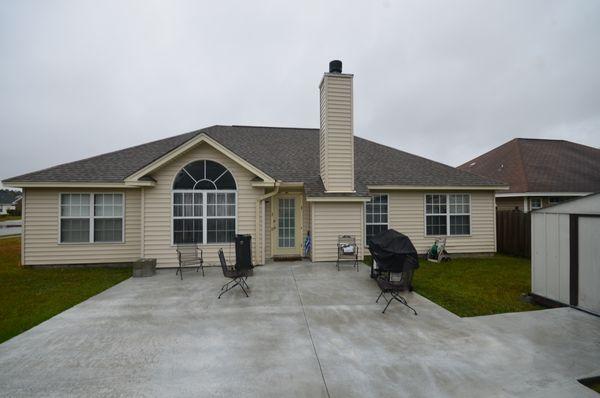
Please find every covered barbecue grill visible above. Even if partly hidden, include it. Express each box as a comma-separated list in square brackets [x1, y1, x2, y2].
[368, 229, 419, 294]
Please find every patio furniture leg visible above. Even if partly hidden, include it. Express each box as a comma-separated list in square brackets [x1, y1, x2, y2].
[218, 280, 240, 299]
[382, 296, 393, 314]
[392, 292, 418, 316]
[238, 279, 249, 297]
[176, 266, 183, 280]
[240, 278, 249, 290]
[221, 278, 236, 290]
[376, 290, 384, 303]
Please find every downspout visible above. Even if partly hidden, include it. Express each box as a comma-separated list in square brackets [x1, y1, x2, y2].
[255, 181, 280, 265]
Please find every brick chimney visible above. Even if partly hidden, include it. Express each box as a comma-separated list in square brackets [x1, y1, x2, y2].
[319, 60, 355, 193]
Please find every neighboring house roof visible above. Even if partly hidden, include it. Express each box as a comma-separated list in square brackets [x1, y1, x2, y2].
[0, 189, 19, 204]
[3, 125, 503, 196]
[458, 138, 600, 194]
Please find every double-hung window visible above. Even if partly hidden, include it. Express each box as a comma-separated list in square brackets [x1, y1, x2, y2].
[93, 194, 124, 242]
[366, 194, 388, 242]
[425, 194, 470, 236]
[172, 160, 237, 245]
[60, 193, 124, 243]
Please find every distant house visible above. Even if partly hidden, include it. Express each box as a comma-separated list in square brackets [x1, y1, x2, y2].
[3, 61, 506, 267]
[0, 189, 19, 215]
[459, 138, 600, 212]
[12, 195, 22, 213]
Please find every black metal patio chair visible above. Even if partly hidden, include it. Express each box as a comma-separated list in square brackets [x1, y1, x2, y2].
[218, 248, 249, 299]
[175, 244, 204, 280]
[375, 270, 417, 315]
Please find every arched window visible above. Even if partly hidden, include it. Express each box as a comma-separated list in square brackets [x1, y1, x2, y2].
[172, 160, 237, 244]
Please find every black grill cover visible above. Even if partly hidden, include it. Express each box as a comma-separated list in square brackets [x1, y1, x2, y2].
[368, 229, 419, 273]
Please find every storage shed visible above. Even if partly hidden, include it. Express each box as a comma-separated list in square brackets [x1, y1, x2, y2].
[531, 193, 600, 315]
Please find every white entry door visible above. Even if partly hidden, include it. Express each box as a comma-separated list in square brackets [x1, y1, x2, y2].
[272, 194, 302, 257]
[578, 217, 600, 315]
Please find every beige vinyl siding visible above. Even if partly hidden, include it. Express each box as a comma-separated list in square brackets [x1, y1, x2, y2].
[143, 142, 264, 268]
[319, 82, 329, 186]
[311, 202, 364, 262]
[319, 74, 354, 192]
[22, 188, 141, 265]
[382, 190, 496, 254]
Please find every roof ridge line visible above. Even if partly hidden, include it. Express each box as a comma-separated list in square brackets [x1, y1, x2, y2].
[3, 127, 212, 182]
[229, 124, 318, 131]
[354, 136, 505, 185]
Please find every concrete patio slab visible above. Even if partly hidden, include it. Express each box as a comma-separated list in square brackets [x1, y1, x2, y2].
[0, 261, 599, 397]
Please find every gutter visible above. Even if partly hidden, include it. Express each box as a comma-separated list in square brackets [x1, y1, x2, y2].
[255, 181, 280, 265]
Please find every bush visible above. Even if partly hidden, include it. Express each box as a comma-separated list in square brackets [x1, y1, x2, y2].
[6, 209, 21, 216]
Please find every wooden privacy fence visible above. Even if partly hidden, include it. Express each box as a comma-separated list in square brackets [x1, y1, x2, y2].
[496, 210, 531, 258]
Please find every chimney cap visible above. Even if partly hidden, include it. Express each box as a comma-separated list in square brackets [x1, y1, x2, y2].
[329, 60, 342, 73]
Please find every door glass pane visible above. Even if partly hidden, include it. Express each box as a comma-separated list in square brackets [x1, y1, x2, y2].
[278, 198, 295, 248]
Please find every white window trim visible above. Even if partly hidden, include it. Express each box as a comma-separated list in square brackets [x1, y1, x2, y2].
[530, 197, 542, 209]
[58, 192, 126, 244]
[424, 193, 471, 237]
[365, 193, 389, 244]
[171, 190, 238, 246]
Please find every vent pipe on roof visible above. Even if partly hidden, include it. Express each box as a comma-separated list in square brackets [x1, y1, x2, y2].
[329, 59, 342, 73]
[329, 60, 342, 73]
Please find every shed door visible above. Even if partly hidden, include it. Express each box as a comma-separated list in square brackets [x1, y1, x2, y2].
[578, 217, 600, 315]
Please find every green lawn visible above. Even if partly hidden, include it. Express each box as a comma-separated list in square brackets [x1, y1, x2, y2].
[364, 254, 542, 317]
[579, 378, 600, 393]
[0, 237, 131, 343]
[0, 215, 21, 221]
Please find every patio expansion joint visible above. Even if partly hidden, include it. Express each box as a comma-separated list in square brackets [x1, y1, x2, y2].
[290, 266, 331, 398]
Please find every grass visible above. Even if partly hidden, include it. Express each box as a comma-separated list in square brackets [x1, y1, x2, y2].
[579, 377, 600, 394]
[364, 254, 542, 317]
[0, 237, 131, 344]
[0, 215, 21, 221]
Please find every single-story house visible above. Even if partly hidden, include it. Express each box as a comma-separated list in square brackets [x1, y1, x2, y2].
[0, 189, 19, 215]
[458, 138, 600, 212]
[3, 61, 507, 268]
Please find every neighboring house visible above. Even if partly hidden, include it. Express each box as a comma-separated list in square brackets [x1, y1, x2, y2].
[12, 195, 22, 213]
[0, 189, 19, 215]
[459, 138, 600, 212]
[3, 61, 506, 268]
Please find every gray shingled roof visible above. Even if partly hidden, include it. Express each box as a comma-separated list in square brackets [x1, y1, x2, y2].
[3, 125, 503, 195]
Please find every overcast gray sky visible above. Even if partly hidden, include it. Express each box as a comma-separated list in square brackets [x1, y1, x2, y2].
[1, 0, 599, 186]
